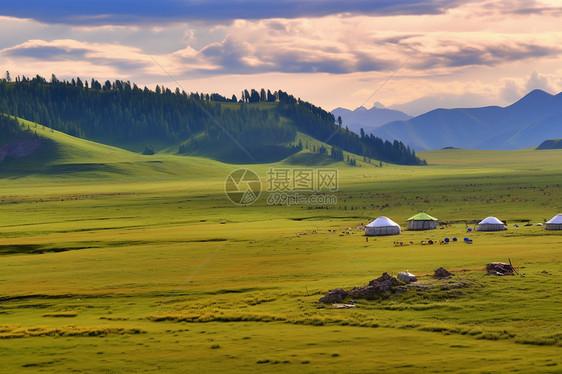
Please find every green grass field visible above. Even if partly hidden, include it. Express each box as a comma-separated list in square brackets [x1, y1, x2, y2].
[0, 123, 561, 373]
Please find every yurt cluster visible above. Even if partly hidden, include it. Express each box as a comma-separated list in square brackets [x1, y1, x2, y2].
[365, 213, 562, 236]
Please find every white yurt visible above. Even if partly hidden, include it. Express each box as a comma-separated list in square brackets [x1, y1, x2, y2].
[476, 216, 507, 231]
[365, 216, 401, 236]
[545, 214, 562, 230]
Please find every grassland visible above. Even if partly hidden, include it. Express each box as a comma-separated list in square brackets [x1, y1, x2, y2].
[0, 123, 561, 373]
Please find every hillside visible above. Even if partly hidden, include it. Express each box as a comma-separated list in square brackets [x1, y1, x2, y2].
[0, 76, 424, 165]
[537, 138, 562, 150]
[373, 89, 562, 151]
[0, 114, 53, 165]
[0, 116, 400, 179]
[0, 116, 234, 179]
[331, 105, 411, 135]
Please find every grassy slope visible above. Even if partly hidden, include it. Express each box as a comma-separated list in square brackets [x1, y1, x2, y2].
[0, 125, 561, 373]
[0, 118, 234, 179]
[537, 138, 562, 150]
[162, 102, 286, 163]
[165, 101, 377, 165]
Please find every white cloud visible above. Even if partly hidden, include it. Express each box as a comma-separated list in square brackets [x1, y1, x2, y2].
[500, 78, 524, 103]
[525, 70, 555, 93]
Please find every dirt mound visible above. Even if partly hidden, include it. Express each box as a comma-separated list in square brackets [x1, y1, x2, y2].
[486, 262, 515, 276]
[433, 267, 453, 279]
[318, 288, 348, 304]
[319, 273, 402, 303]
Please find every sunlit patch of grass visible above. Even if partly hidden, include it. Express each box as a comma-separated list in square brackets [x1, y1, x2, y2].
[0, 325, 144, 339]
[477, 330, 516, 341]
[514, 329, 562, 346]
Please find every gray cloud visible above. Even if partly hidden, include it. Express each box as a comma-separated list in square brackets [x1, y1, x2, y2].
[91, 58, 151, 73]
[354, 54, 393, 72]
[179, 35, 393, 75]
[1, 42, 152, 76]
[1, 0, 465, 25]
[4, 45, 89, 60]
[481, 0, 562, 16]
[272, 55, 351, 74]
[414, 43, 561, 69]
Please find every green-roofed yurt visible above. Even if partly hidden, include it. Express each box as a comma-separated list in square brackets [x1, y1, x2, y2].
[407, 213, 438, 230]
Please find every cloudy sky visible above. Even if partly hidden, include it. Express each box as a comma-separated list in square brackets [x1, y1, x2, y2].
[1, 0, 561, 115]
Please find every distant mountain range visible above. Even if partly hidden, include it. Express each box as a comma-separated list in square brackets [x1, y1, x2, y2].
[368, 90, 562, 151]
[331, 105, 411, 135]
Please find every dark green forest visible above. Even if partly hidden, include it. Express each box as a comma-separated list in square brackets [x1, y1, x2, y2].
[0, 114, 24, 143]
[276, 91, 424, 165]
[0, 74, 425, 165]
[0, 114, 47, 147]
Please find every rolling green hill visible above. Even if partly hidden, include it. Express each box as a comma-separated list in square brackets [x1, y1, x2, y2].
[2, 116, 378, 181]
[537, 138, 562, 150]
[0, 75, 424, 165]
[0, 116, 237, 179]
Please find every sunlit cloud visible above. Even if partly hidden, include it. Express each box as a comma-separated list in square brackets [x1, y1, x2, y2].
[0, 39, 159, 81]
[1, 0, 561, 114]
